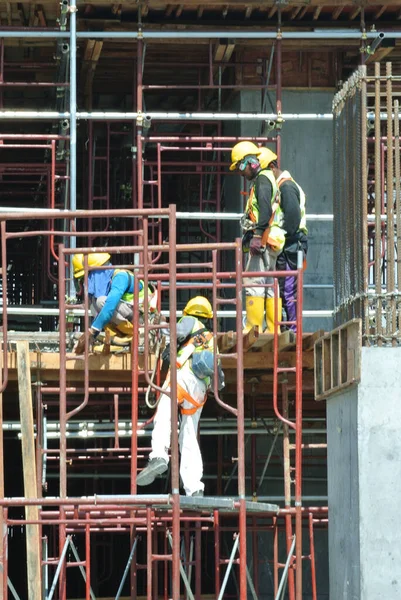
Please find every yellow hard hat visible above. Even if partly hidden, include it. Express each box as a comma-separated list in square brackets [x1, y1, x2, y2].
[229, 141, 261, 171]
[72, 252, 111, 279]
[258, 147, 278, 170]
[183, 296, 213, 319]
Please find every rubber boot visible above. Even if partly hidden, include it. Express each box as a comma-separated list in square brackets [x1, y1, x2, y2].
[265, 297, 282, 334]
[243, 296, 265, 333]
[116, 320, 134, 336]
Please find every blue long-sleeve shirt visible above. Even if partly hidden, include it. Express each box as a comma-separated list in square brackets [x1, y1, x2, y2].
[91, 270, 141, 332]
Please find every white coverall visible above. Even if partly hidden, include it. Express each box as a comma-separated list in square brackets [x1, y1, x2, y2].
[149, 362, 207, 496]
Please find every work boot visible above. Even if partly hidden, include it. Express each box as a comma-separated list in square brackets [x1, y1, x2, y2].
[265, 297, 282, 334]
[191, 490, 204, 498]
[116, 320, 134, 336]
[136, 458, 168, 486]
[243, 296, 265, 333]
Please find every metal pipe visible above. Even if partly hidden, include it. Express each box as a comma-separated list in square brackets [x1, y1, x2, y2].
[0, 206, 335, 220]
[0, 29, 385, 40]
[47, 536, 70, 600]
[217, 534, 240, 600]
[0, 306, 333, 318]
[274, 536, 296, 600]
[168, 205, 180, 599]
[0, 109, 399, 121]
[115, 537, 138, 600]
[68, 538, 96, 600]
[235, 239, 247, 599]
[69, 0, 77, 296]
[295, 251, 304, 600]
[167, 531, 195, 600]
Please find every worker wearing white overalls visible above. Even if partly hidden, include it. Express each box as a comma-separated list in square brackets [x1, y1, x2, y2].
[137, 296, 224, 497]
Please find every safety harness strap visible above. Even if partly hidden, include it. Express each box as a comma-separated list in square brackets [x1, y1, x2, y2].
[177, 383, 207, 416]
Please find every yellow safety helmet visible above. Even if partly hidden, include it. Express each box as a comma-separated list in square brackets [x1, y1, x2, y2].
[229, 141, 261, 171]
[72, 252, 111, 279]
[258, 147, 278, 170]
[183, 296, 213, 319]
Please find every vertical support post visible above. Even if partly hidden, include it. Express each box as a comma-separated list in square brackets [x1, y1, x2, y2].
[214, 509, 220, 598]
[308, 513, 317, 600]
[235, 239, 246, 598]
[58, 244, 67, 600]
[0, 357, 4, 600]
[130, 271, 140, 600]
[69, 0, 77, 297]
[16, 341, 41, 600]
[273, 516, 278, 595]
[250, 425, 259, 596]
[136, 38, 144, 210]
[385, 62, 396, 339]
[147, 507, 152, 600]
[282, 382, 295, 600]
[374, 62, 382, 344]
[0, 38, 4, 109]
[168, 204, 180, 599]
[394, 100, 401, 330]
[85, 512, 91, 600]
[294, 253, 304, 600]
[276, 11, 282, 165]
[195, 521, 201, 599]
[360, 66, 369, 338]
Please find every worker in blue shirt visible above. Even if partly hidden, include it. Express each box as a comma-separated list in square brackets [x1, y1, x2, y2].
[72, 252, 157, 353]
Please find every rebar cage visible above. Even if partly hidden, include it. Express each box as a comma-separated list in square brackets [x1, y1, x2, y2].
[333, 63, 401, 346]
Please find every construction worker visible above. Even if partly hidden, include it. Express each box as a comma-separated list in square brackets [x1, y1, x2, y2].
[258, 148, 308, 331]
[230, 141, 285, 333]
[72, 252, 157, 352]
[137, 296, 224, 497]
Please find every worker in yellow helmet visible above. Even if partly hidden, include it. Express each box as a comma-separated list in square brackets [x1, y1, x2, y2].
[230, 141, 285, 333]
[258, 148, 308, 332]
[137, 296, 224, 497]
[72, 252, 157, 353]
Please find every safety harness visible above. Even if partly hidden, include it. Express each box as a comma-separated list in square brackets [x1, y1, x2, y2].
[166, 327, 214, 415]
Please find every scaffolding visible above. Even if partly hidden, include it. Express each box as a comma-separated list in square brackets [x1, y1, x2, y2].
[0, 3, 354, 598]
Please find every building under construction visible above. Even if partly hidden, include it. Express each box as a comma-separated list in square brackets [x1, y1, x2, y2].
[0, 1, 400, 599]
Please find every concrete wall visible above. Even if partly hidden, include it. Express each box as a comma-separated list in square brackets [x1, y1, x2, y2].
[327, 347, 401, 599]
[327, 387, 360, 599]
[223, 90, 334, 332]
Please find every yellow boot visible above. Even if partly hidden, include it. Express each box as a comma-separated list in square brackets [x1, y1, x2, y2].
[243, 296, 265, 333]
[116, 320, 134, 336]
[265, 297, 282, 334]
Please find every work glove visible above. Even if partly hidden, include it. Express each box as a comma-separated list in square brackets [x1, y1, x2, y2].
[74, 328, 98, 355]
[249, 235, 264, 256]
[161, 344, 170, 367]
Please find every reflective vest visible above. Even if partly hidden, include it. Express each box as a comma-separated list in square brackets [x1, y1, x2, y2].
[277, 170, 308, 235]
[246, 169, 286, 252]
[111, 269, 157, 310]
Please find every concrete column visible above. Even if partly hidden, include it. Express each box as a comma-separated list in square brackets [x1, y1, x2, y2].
[327, 347, 401, 599]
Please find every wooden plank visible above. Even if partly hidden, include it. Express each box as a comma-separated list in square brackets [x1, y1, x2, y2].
[84, 39, 96, 61]
[222, 351, 314, 370]
[228, 327, 259, 353]
[258, 330, 294, 353]
[251, 333, 274, 349]
[218, 330, 236, 353]
[332, 7, 343, 20]
[302, 329, 324, 352]
[365, 46, 394, 65]
[16, 342, 41, 600]
[6, 2, 12, 26]
[36, 3, 46, 27]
